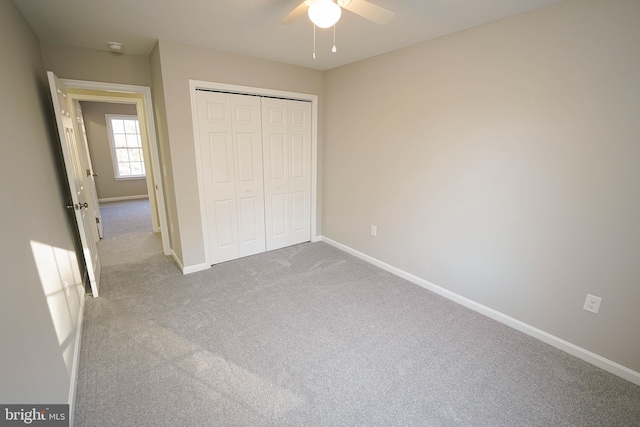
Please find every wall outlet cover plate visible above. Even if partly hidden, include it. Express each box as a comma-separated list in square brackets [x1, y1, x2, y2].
[583, 294, 602, 314]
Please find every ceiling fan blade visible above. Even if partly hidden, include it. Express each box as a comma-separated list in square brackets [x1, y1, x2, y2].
[279, 1, 310, 25]
[342, 0, 395, 25]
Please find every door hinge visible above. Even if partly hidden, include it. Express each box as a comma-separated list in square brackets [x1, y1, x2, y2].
[96, 217, 100, 224]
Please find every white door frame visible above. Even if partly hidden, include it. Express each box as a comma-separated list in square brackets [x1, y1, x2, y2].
[189, 80, 319, 267]
[62, 78, 171, 256]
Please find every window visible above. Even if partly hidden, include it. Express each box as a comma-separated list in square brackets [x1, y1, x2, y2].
[106, 114, 145, 179]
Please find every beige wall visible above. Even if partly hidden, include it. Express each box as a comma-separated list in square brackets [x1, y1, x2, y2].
[80, 101, 148, 199]
[40, 42, 151, 86]
[323, 0, 640, 373]
[0, 0, 84, 403]
[152, 40, 324, 268]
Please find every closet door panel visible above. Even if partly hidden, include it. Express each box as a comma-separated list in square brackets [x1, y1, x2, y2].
[208, 134, 229, 182]
[271, 193, 287, 237]
[291, 134, 305, 178]
[262, 98, 290, 250]
[269, 135, 286, 180]
[230, 94, 266, 258]
[291, 190, 305, 232]
[197, 91, 266, 264]
[236, 134, 256, 181]
[287, 100, 312, 245]
[214, 199, 235, 247]
[239, 196, 259, 241]
[196, 91, 240, 264]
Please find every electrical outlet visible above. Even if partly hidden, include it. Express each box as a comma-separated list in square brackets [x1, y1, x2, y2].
[583, 294, 602, 314]
[371, 225, 377, 237]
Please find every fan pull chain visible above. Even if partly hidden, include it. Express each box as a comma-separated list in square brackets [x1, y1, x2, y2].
[332, 24, 337, 53]
[313, 24, 316, 59]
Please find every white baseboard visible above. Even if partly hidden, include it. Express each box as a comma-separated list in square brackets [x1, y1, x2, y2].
[183, 263, 210, 274]
[171, 250, 209, 275]
[319, 236, 640, 387]
[98, 195, 149, 203]
[68, 286, 86, 427]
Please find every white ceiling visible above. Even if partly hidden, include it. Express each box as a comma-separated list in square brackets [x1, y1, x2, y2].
[12, 0, 565, 71]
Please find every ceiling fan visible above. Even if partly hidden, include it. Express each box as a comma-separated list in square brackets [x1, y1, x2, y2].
[279, 0, 395, 28]
[279, 0, 395, 58]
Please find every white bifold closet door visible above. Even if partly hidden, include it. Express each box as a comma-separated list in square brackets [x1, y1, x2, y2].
[196, 90, 311, 265]
[261, 97, 312, 251]
[196, 91, 266, 264]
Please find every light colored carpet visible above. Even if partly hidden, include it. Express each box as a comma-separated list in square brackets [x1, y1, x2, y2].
[74, 201, 640, 426]
[98, 199, 153, 239]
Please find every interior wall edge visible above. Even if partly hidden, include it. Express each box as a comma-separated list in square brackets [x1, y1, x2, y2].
[171, 250, 210, 275]
[171, 250, 185, 272]
[182, 262, 210, 275]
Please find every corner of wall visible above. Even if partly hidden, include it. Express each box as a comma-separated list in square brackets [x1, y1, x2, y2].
[149, 40, 182, 265]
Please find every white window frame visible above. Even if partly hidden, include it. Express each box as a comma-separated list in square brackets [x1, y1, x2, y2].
[105, 114, 146, 180]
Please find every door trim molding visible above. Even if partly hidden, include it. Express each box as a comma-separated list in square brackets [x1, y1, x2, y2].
[61, 79, 171, 256]
[189, 80, 319, 268]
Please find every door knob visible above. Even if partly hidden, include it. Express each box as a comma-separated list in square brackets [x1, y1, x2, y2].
[67, 202, 88, 210]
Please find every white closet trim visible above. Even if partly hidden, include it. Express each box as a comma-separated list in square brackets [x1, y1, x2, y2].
[189, 80, 319, 267]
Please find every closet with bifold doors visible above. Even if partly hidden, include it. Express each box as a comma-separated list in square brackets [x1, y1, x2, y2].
[194, 89, 312, 265]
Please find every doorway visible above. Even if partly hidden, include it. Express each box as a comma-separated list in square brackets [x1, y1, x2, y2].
[62, 79, 170, 258]
[77, 100, 154, 239]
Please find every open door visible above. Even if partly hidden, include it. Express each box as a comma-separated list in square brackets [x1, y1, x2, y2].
[48, 72, 102, 297]
[73, 100, 103, 240]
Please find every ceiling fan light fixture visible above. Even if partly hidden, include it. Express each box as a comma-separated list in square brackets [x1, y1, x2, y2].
[308, 0, 342, 29]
